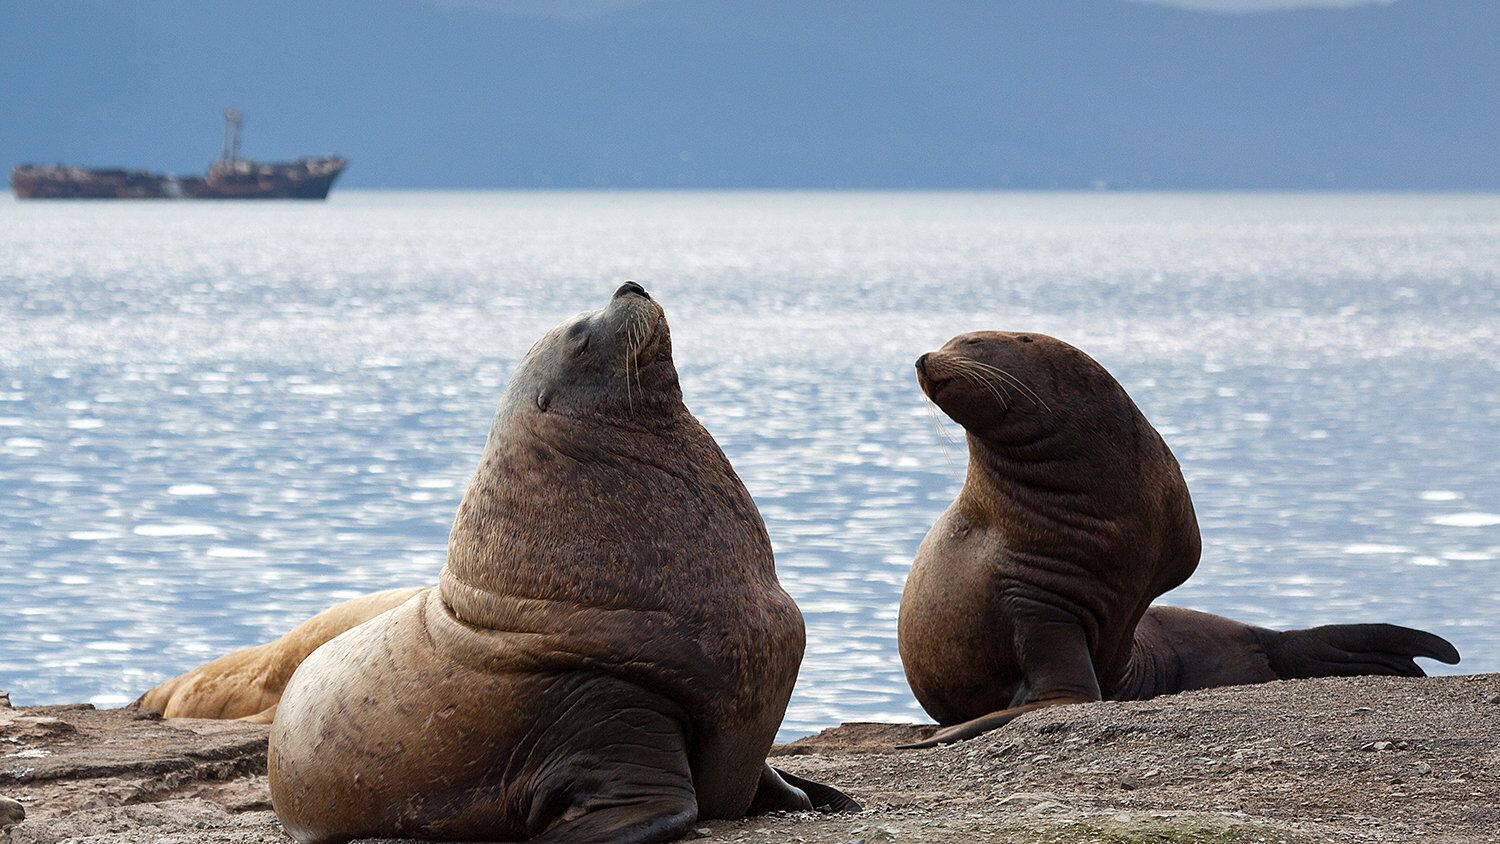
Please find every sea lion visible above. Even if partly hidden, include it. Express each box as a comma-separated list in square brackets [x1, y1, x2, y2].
[898, 331, 1460, 748]
[268, 283, 857, 844]
[134, 586, 425, 723]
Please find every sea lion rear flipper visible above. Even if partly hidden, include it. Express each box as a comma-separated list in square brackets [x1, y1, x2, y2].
[748, 764, 862, 815]
[1263, 623, 1461, 680]
[239, 703, 276, 724]
[900, 602, 1102, 749]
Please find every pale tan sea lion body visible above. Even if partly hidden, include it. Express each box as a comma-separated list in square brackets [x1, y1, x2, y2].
[269, 283, 856, 844]
[134, 586, 425, 722]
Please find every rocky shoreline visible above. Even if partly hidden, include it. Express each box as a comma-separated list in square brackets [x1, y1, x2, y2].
[3, 674, 1496, 843]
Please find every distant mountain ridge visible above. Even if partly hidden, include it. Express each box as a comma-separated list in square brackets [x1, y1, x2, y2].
[1, 0, 1495, 189]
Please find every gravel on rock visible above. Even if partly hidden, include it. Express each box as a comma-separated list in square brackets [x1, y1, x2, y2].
[3, 674, 1496, 843]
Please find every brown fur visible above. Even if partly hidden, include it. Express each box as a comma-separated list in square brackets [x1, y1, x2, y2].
[899, 331, 1457, 747]
[134, 587, 424, 722]
[268, 285, 855, 844]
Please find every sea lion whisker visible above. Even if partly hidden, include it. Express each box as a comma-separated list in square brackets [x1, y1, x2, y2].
[923, 397, 961, 473]
[629, 317, 648, 399]
[621, 324, 638, 413]
[971, 361, 1049, 412]
[619, 314, 653, 414]
[954, 366, 1011, 414]
[965, 360, 1052, 412]
[624, 314, 642, 361]
[959, 368, 1010, 412]
[629, 320, 651, 411]
[958, 359, 1027, 403]
[924, 396, 961, 446]
[632, 311, 653, 357]
[625, 314, 640, 357]
[952, 361, 1013, 411]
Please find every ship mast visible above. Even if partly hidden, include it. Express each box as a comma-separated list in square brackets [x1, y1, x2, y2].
[221, 106, 243, 164]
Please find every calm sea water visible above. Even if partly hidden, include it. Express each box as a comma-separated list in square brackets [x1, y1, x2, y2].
[1, 192, 1497, 739]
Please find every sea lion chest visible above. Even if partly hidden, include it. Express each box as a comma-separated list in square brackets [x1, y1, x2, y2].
[897, 479, 1185, 723]
[898, 505, 1024, 723]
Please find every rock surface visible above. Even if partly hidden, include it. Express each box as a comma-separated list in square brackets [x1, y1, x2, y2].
[3, 674, 1497, 843]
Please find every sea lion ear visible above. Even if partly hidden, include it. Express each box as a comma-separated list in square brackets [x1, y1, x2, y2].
[536, 390, 550, 412]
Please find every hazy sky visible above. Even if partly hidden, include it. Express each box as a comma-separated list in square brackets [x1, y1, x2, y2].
[2, 0, 1494, 189]
[448, 0, 1401, 14]
[1144, 0, 1392, 9]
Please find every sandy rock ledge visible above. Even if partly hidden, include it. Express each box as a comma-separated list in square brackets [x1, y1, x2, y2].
[3, 674, 1497, 843]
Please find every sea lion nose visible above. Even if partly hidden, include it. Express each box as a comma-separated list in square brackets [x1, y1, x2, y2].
[915, 353, 930, 374]
[614, 281, 650, 300]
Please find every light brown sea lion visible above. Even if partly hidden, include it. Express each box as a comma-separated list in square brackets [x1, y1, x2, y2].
[898, 331, 1460, 748]
[134, 586, 424, 722]
[268, 283, 858, 844]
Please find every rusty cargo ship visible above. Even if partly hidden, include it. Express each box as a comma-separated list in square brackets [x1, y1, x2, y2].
[11, 108, 346, 200]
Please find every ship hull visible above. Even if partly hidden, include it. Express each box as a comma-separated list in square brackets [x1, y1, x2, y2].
[10, 167, 172, 199]
[11, 157, 347, 200]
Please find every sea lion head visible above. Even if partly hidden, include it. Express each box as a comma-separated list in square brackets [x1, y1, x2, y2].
[915, 331, 1133, 445]
[500, 281, 682, 428]
[914, 329, 1200, 592]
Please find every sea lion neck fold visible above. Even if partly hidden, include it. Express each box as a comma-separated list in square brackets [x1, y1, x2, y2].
[941, 355, 1155, 566]
[440, 291, 766, 629]
[438, 403, 770, 631]
[951, 436, 1120, 574]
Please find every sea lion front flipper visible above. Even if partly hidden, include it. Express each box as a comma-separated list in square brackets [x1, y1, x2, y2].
[527, 798, 697, 844]
[523, 691, 700, 844]
[901, 601, 1102, 749]
[898, 696, 1094, 748]
[747, 764, 862, 815]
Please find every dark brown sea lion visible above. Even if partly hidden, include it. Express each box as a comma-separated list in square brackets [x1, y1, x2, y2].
[898, 331, 1460, 748]
[133, 586, 425, 723]
[269, 283, 857, 844]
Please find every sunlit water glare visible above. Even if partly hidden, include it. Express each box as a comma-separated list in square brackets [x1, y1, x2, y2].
[2, 192, 1497, 739]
